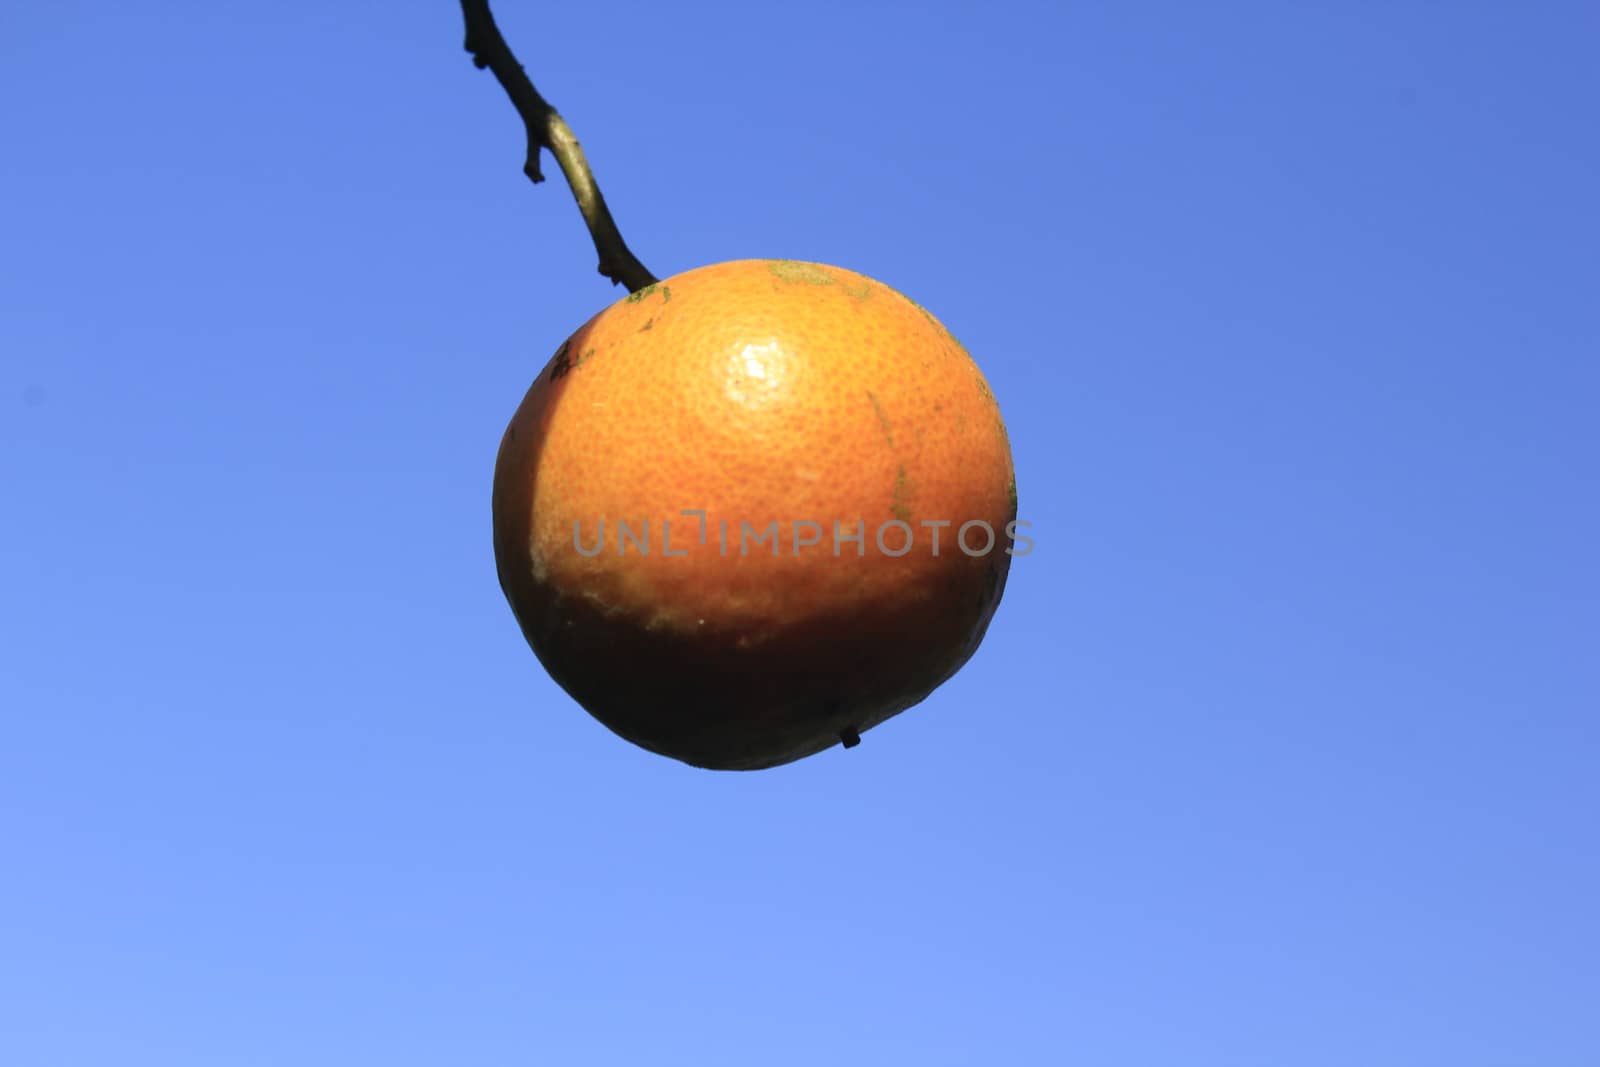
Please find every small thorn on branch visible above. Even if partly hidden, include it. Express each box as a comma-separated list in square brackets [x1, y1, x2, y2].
[840, 727, 862, 749]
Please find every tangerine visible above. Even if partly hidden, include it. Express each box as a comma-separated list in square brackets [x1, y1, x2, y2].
[492, 259, 1017, 770]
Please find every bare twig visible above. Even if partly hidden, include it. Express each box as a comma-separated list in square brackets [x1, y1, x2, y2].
[460, 0, 658, 292]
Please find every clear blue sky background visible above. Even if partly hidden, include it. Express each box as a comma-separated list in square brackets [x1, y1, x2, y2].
[2, 2, 1596, 1064]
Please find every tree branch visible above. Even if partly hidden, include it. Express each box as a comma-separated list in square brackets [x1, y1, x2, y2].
[460, 0, 658, 292]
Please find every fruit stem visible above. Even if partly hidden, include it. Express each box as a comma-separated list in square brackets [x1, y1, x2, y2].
[460, 0, 660, 292]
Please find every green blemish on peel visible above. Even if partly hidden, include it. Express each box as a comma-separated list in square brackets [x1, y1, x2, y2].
[1007, 478, 1018, 515]
[768, 260, 835, 286]
[906, 296, 970, 356]
[891, 465, 916, 523]
[626, 283, 671, 304]
[866, 390, 894, 447]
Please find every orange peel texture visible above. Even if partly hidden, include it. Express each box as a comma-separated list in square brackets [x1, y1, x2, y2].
[492, 259, 1017, 769]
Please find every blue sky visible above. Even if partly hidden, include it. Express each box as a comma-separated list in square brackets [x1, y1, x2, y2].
[2, 1, 1596, 1063]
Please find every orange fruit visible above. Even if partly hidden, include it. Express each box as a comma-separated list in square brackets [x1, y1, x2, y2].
[492, 259, 1017, 770]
